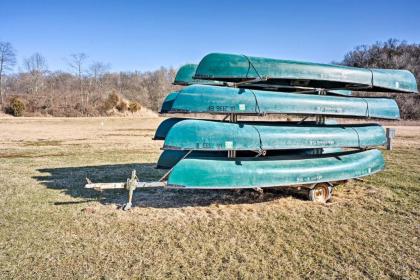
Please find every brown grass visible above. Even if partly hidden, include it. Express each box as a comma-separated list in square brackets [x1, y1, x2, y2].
[0, 117, 419, 279]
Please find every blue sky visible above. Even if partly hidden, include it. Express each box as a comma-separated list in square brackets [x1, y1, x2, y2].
[2, 0, 419, 72]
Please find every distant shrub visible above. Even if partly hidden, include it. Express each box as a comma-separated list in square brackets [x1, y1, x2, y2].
[74, 102, 83, 111]
[116, 99, 128, 112]
[103, 92, 120, 111]
[128, 102, 141, 113]
[8, 97, 26, 117]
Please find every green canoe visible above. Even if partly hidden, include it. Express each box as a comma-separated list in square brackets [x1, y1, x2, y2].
[166, 149, 384, 189]
[160, 92, 179, 113]
[194, 53, 418, 93]
[156, 148, 343, 170]
[163, 119, 386, 151]
[162, 85, 400, 119]
[174, 63, 352, 96]
[174, 64, 223, 86]
[153, 118, 186, 140]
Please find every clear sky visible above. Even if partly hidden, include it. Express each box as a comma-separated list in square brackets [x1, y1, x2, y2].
[2, 0, 419, 72]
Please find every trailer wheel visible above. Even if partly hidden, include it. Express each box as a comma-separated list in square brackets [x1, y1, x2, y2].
[308, 183, 332, 203]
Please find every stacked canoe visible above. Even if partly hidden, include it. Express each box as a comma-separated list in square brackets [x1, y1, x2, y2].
[153, 53, 417, 198]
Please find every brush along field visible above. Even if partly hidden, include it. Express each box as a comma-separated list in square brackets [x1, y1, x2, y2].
[0, 117, 419, 279]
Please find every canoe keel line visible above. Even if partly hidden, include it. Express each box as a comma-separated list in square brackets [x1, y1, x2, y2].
[85, 53, 417, 210]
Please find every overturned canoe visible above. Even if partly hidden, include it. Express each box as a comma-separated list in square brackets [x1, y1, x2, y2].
[157, 148, 343, 169]
[195, 53, 418, 93]
[163, 119, 386, 151]
[160, 91, 179, 113]
[162, 85, 400, 119]
[174, 64, 223, 86]
[167, 149, 384, 189]
[153, 118, 186, 140]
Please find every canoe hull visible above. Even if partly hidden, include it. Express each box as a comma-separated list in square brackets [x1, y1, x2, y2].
[154, 118, 185, 140]
[164, 85, 400, 119]
[174, 64, 223, 86]
[167, 149, 384, 189]
[160, 92, 179, 114]
[194, 53, 418, 93]
[163, 119, 386, 151]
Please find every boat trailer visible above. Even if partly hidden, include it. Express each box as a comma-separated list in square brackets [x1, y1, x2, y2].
[85, 169, 340, 210]
[84, 112, 394, 210]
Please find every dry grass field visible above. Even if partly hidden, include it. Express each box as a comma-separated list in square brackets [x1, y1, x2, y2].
[0, 117, 419, 279]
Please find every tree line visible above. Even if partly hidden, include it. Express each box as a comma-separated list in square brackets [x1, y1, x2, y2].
[0, 42, 178, 116]
[0, 39, 419, 118]
[340, 39, 420, 119]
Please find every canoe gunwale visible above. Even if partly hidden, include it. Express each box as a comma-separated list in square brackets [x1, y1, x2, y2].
[163, 145, 262, 152]
[172, 81, 189, 86]
[162, 146, 372, 152]
[194, 76, 418, 94]
[195, 75, 369, 85]
[163, 110, 398, 120]
[194, 75, 372, 88]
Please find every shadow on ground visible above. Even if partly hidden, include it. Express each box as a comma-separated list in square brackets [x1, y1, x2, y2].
[34, 163, 307, 209]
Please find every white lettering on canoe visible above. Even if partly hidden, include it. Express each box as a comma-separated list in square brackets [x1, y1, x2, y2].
[309, 140, 336, 146]
[317, 106, 344, 113]
[355, 168, 373, 177]
[225, 141, 233, 149]
[296, 175, 323, 182]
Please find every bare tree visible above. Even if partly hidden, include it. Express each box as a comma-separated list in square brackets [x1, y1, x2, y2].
[0, 42, 17, 106]
[89, 62, 110, 90]
[89, 61, 110, 81]
[87, 61, 110, 104]
[341, 39, 420, 88]
[68, 53, 88, 106]
[23, 52, 48, 95]
[340, 39, 420, 119]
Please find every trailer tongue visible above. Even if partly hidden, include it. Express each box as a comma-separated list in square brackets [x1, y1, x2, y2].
[85, 170, 165, 210]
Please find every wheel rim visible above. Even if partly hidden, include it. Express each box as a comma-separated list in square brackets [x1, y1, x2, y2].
[312, 184, 329, 203]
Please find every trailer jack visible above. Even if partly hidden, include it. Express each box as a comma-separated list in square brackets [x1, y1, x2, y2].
[85, 170, 166, 210]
